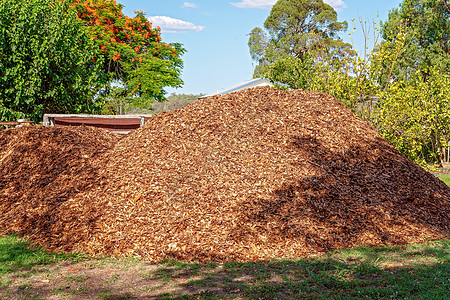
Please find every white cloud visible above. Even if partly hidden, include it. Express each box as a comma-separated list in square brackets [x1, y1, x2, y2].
[148, 16, 205, 34]
[230, 0, 276, 9]
[230, 0, 347, 11]
[182, 2, 197, 8]
[323, 0, 347, 11]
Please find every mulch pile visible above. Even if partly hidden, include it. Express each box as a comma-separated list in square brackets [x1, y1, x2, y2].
[0, 126, 119, 248]
[1, 87, 449, 262]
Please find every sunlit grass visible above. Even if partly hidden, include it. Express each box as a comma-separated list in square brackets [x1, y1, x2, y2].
[438, 174, 450, 187]
[1, 234, 449, 299]
[0, 234, 86, 275]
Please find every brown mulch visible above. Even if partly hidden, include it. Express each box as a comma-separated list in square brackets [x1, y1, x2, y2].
[0, 126, 119, 248]
[1, 87, 449, 262]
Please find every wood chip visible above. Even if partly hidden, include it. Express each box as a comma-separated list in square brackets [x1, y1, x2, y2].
[1, 87, 449, 262]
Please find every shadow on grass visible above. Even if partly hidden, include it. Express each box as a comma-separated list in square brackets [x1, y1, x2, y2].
[0, 235, 448, 299]
[155, 239, 450, 299]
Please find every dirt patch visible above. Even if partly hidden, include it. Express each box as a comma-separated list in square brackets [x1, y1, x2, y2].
[1, 259, 183, 299]
[2, 241, 448, 300]
[0, 87, 449, 262]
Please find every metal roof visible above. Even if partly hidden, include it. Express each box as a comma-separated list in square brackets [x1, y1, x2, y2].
[199, 78, 273, 99]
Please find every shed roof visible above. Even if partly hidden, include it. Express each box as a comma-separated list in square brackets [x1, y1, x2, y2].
[199, 78, 273, 99]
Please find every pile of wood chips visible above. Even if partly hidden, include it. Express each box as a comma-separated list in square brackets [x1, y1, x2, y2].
[0, 126, 119, 250]
[1, 87, 449, 262]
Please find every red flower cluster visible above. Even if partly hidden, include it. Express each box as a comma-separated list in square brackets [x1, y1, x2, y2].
[71, 0, 178, 69]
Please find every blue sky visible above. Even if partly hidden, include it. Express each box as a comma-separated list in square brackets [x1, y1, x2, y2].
[119, 0, 403, 95]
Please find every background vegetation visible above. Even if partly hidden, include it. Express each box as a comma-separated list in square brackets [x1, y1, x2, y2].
[117, 93, 200, 115]
[0, 0, 104, 122]
[0, 0, 185, 122]
[250, 0, 450, 166]
[1, 0, 449, 167]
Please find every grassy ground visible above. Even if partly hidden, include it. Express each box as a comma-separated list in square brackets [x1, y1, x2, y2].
[438, 174, 450, 187]
[0, 234, 449, 299]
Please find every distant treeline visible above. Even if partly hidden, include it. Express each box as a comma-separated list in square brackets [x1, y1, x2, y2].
[126, 93, 202, 115]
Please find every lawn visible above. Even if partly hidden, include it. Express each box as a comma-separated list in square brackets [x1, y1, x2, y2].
[1, 170, 450, 299]
[0, 234, 449, 299]
[438, 174, 450, 187]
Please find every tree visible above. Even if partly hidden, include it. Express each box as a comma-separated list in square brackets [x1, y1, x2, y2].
[72, 0, 185, 107]
[376, 68, 450, 165]
[249, 1, 399, 116]
[248, 0, 351, 77]
[373, 0, 450, 166]
[381, 0, 450, 80]
[0, 0, 104, 122]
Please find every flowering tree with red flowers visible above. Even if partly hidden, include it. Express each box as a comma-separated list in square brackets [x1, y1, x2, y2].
[72, 0, 185, 108]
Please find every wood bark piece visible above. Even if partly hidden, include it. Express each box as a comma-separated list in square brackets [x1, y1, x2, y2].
[1, 87, 449, 262]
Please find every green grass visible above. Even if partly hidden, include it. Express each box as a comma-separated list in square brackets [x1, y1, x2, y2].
[438, 174, 450, 187]
[0, 234, 86, 276]
[152, 239, 450, 299]
[0, 234, 449, 299]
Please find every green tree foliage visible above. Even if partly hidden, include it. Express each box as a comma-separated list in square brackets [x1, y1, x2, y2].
[72, 0, 186, 107]
[374, 0, 450, 165]
[381, 0, 450, 80]
[377, 68, 450, 165]
[250, 0, 450, 166]
[266, 51, 379, 115]
[248, 0, 351, 77]
[0, 0, 104, 122]
[247, 0, 374, 113]
[258, 16, 384, 115]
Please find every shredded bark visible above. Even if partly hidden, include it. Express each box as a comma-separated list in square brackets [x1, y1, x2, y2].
[1, 87, 449, 262]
